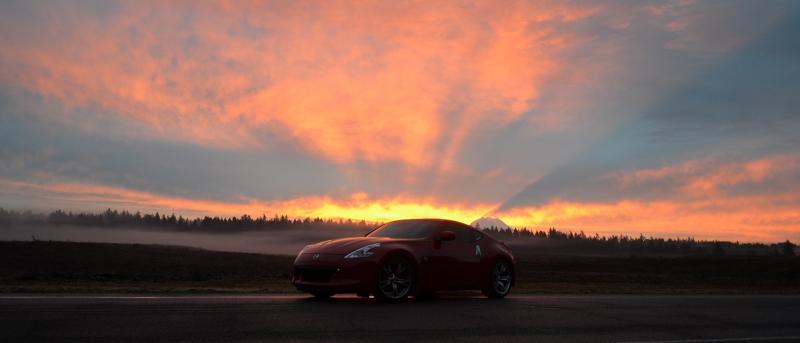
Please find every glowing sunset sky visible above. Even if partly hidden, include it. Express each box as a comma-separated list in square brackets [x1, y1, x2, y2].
[0, 1, 798, 242]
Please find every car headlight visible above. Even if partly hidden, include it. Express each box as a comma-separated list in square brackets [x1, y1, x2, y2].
[344, 243, 381, 259]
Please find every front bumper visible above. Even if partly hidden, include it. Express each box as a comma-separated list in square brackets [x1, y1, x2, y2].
[291, 252, 378, 294]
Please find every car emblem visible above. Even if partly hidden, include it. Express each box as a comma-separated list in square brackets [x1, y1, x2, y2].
[312, 253, 320, 260]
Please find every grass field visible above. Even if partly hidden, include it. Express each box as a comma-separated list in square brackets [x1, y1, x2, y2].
[1, 241, 798, 294]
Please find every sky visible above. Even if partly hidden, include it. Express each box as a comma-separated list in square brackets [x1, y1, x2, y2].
[0, 0, 798, 242]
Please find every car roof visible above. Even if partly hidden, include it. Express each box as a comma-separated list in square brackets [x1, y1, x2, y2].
[387, 218, 474, 229]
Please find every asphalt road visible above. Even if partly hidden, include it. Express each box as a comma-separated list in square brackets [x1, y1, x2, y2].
[1, 294, 799, 343]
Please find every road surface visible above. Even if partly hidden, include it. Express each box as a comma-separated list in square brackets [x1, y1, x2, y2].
[1, 294, 799, 342]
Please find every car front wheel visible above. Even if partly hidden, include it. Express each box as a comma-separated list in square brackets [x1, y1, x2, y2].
[483, 260, 512, 298]
[375, 256, 415, 301]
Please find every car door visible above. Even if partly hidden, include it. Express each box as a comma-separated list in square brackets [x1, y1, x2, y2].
[437, 224, 481, 288]
[424, 225, 458, 289]
[416, 223, 452, 290]
[469, 228, 488, 288]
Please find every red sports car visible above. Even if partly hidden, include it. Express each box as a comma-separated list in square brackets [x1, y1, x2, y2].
[291, 219, 515, 301]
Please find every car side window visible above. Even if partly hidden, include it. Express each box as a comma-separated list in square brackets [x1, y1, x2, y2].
[443, 225, 472, 243]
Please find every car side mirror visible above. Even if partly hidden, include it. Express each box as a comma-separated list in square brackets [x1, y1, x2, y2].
[439, 231, 456, 241]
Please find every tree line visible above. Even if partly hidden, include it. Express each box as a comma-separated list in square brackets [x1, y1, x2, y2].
[0, 208, 374, 232]
[481, 227, 796, 257]
[0, 207, 795, 256]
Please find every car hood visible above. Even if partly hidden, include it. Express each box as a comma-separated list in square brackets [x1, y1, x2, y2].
[302, 237, 388, 255]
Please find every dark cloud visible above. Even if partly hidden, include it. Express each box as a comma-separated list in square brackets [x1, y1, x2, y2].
[0, 1, 798, 240]
[0, 87, 344, 201]
[498, 11, 800, 211]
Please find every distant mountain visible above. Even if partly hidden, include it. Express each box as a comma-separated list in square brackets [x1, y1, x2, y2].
[470, 217, 510, 230]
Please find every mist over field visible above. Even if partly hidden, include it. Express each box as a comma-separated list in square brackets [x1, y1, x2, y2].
[1, 209, 797, 295]
[1, 207, 796, 258]
[0, 225, 369, 255]
[2, 222, 795, 258]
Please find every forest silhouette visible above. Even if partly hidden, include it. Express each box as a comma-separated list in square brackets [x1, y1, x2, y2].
[1, 208, 794, 257]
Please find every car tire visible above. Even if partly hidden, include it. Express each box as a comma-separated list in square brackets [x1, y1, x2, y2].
[375, 256, 415, 302]
[482, 259, 512, 298]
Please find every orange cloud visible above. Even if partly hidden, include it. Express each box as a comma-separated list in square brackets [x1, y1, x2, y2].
[3, 1, 795, 243]
[0, 1, 599, 169]
[494, 154, 800, 242]
[0, 178, 493, 225]
[613, 154, 799, 195]
[497, 195, 800, 242]
[683, 155, 799, 194]
[3, 175, 798, 242]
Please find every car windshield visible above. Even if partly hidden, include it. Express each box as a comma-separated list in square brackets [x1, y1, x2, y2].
[367, 221, 439, 239]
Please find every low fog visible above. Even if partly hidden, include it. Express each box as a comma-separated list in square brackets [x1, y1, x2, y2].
[0, 225, 370, 255]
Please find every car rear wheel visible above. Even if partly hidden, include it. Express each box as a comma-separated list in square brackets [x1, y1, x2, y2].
[375, 256, 414, 301]
[483, 260, 512, 298]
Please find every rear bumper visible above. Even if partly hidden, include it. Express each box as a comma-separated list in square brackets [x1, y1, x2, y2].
[291, 253, 379, 294]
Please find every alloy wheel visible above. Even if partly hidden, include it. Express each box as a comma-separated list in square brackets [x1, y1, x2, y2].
[492, 261, 512, 296]
[377, 257, 413, 300]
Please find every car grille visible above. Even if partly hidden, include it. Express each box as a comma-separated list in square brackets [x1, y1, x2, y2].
[294, 266, 337, 283]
